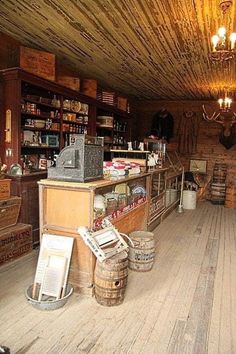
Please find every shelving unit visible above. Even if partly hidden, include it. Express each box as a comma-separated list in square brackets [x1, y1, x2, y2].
[0, 67, 132, 245]
[96, 105, 131, 152]
[0, 68, 132, 168]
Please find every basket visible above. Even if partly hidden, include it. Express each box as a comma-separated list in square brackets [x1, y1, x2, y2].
[25, 284, 73, 311]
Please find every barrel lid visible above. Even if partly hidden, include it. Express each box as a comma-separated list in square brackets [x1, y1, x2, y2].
[129, 231, 154, 241]
[103, 250, 128, 264]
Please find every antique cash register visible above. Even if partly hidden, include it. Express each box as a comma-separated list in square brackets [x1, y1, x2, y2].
[48, 135, 104, 182]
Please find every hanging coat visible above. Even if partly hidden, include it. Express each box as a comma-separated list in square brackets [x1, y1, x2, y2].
[151, 109, 174, 142]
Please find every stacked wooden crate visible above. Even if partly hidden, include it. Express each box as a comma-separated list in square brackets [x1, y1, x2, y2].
[0, 179, 32, 266]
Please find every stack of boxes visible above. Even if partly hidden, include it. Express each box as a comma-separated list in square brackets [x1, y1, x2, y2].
[0, 179, 32, 266]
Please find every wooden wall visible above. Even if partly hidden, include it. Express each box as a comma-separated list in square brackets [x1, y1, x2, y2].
[136, 100, 236, 184]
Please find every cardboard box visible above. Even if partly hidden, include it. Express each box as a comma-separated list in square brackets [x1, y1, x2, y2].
[20, 46, 55, 81]
[0, 223, 32, 265]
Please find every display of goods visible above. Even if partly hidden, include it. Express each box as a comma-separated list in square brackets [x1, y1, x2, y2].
[34, 119, 45, 128]
[0, 223, 32, 265]
[97, 115, 113, 127]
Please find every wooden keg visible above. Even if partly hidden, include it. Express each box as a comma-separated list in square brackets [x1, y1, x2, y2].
[213, 163, 227, 183]
[225, 185, 236, 208]
[94, 251, 128, 306]
[211, 182, 226, 204]
[128, 231, 155, 272]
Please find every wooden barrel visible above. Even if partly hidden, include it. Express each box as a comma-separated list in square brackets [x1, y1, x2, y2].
[225, 185, 236, 208]
[213, 163, 227, 183]
[211, 182, 226, 204]
[128, 231, 155, 272]
[94, 251, 128, 306]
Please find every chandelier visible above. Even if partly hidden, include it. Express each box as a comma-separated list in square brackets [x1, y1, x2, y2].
[209, 0, 236, 62]
[218, 95, 232, 110]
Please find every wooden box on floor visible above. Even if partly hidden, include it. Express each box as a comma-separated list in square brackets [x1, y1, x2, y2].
[0, 179, 11, 200]
[0, 223, 32, 265]
[0, 196, 21, 231]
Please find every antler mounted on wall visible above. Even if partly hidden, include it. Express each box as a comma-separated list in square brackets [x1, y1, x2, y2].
[202, 104, 236, 149]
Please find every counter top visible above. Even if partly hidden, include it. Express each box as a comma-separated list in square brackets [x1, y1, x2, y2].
[8, 171, 47, 180]
[38, 172, 151, 190]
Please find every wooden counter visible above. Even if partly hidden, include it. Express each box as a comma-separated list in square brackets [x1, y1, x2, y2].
[38, 173, 151, 294]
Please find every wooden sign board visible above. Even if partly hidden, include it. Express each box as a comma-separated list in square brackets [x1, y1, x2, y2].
[20, 46, 55, 81]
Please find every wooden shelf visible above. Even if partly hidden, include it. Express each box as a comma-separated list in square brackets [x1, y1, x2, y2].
[22, 126, 60, 133]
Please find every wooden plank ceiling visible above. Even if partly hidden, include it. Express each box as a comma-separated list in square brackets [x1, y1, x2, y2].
[0, 0, 236, 100]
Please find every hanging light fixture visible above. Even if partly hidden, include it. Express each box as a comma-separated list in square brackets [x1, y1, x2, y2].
[209, 0, 236, 62]
[218, 95, 232, 110]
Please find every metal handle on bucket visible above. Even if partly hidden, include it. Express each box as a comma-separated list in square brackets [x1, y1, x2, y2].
[120, 233, 135, 247]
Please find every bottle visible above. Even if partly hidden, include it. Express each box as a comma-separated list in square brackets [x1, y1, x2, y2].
[51, 95, 57, 107]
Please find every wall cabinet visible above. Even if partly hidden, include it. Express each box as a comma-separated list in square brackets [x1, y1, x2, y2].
[38, 173, 150, 294]
[0, 67, 132, 169]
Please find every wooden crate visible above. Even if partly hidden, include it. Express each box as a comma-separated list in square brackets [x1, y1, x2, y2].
[19, 46, 55, 81]
[81, 79, 97, 98]
[56, 62, 80, 91]
[0, 197, 21, 231]
[0, 179, 11, 200]
[117, 96, 128, 111]
[57, 76, 80, 91]
[0, 223, 32, 265]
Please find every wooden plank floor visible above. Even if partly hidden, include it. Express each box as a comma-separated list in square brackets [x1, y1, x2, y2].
[0, 201, 236, 354]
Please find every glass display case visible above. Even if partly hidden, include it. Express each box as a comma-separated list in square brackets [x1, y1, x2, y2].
[148, 168, 168, 229]
[164, 150, 183, 209]
[93, 175, 148, 229]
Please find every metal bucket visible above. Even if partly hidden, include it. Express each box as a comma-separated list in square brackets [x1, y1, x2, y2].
[25, 284, 73, 311]
[183, 190, 197, 209]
